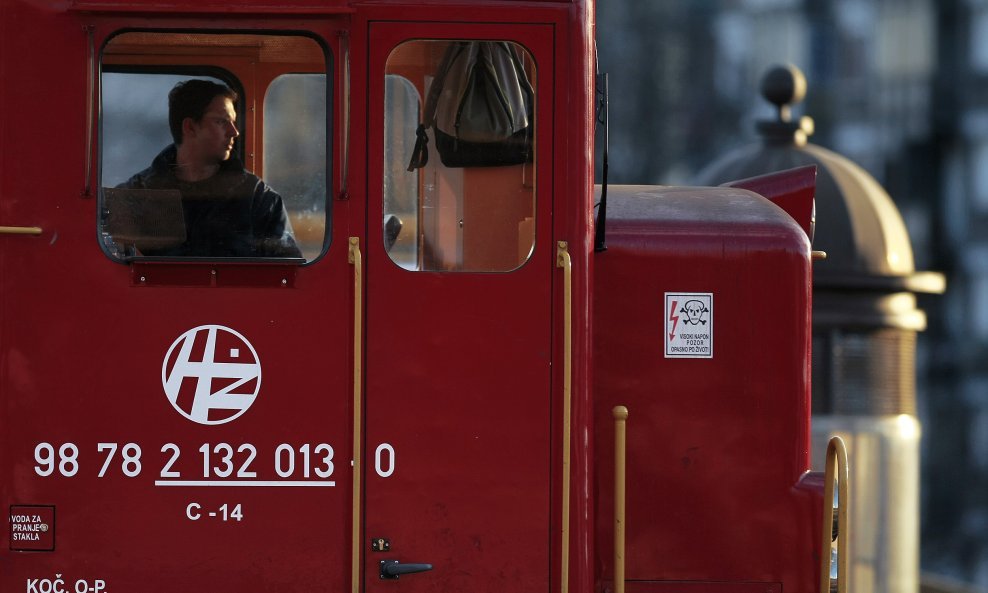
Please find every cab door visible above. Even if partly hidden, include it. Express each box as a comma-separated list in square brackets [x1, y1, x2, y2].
[363, 23, 555, 593]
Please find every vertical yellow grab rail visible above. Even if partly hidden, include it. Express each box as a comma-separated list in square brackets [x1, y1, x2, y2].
[556, 241, 572, 593]
[820, 436, 849, 593]
[349, 237, 363, 593]
[613, 406, 629, 593]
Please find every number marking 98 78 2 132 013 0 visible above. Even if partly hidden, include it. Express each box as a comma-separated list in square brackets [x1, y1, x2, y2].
[32, 442, 338, 486]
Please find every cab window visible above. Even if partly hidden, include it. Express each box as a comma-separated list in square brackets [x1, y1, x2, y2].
[99, 32, 329, 262]
[383, 40, 536, 272]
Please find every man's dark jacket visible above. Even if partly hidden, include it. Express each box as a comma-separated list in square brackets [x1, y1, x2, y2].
[118, 144, 303, 258]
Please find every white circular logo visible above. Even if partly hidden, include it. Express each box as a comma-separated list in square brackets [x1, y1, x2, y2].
[162, 325, 262, 425]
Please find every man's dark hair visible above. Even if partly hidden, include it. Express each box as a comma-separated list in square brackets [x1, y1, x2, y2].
[168, 80, 239, 145]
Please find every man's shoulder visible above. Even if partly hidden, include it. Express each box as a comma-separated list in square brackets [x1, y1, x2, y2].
[223, 165, 281, 203]
[117, 145, 177, 189]
[117, 164, 155, 189]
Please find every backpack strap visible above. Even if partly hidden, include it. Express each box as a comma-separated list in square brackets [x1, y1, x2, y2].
[406, 123, 430, 171]
[407, 42, 470, 171]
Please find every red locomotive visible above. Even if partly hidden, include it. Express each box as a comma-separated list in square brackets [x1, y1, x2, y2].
[0, 0, 844, 592]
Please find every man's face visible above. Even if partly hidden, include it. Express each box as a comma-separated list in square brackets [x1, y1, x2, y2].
[186, 96, 239, 164]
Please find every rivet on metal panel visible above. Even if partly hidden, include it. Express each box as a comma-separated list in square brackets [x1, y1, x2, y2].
[281, 278, 288, 286]
[139, 276, 146, 283]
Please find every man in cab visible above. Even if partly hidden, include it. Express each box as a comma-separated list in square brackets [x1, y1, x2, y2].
[118, 79, 302, 259]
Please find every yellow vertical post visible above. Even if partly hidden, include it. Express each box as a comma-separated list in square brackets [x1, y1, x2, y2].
[556, 241, 572, 593]
[349, 237, 362, 593]
[820, 436, 849, 593]
[613, 406, 628, 593]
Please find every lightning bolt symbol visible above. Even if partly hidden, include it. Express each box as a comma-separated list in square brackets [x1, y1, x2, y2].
[668, 300, 680, 341]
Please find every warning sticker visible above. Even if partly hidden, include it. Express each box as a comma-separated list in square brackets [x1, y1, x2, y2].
[665, 293, 713, 358]
[9, 505, 55, 551]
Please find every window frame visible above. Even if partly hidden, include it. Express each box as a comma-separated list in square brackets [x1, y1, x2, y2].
[97, 29, 333, 265]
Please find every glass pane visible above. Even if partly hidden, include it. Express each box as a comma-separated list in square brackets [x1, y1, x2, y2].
[99, 32, 327, 261]
[264, 74, 328, 261]
[383, 40, 536, 272]
[384, 75, 421, 270]
[102, 73, 223, 188]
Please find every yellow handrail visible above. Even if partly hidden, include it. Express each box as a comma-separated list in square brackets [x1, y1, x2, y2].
[349, 237, 362, 593]
[613, 406, 629, 593]
[0, 226, 42, 236]
[557, 241, 572, 593]
[820, 436, 849, 593]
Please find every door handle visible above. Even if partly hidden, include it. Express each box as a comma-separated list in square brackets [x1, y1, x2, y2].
[379, 560, 433, 580]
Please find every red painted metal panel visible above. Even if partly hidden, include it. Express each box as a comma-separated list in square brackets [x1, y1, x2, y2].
[621, 581, 782, 593]
[721, 165, 818, 241]
[593, 186, 820, 593]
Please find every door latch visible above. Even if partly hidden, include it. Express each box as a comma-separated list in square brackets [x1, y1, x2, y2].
[379, 560, 433, 580]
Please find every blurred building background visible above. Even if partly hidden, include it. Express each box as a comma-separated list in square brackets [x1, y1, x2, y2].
[595, 0, 986, 589]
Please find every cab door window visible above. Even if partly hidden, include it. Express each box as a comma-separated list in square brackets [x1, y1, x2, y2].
[383, 39, 536, 272]
[99, 32, 329, 261]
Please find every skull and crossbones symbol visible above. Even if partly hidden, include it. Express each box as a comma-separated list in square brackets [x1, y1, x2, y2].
[680, 300, 709, 326]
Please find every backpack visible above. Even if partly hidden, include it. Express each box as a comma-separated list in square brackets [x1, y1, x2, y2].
[407, 41, 534, 170]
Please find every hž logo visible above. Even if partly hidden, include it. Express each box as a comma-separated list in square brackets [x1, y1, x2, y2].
[162, 325, 261, 425]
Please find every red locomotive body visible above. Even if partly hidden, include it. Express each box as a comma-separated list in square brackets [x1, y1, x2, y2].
[594, 184, 821, 593]
[0, 0, 836, 592]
